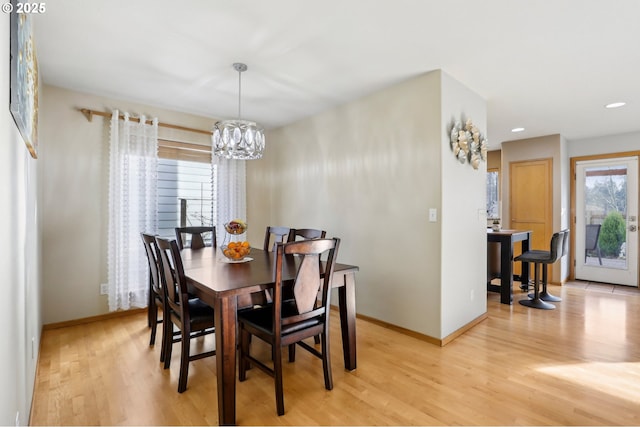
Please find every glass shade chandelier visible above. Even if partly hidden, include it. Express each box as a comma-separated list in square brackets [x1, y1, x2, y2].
[212, 63, 265, 160]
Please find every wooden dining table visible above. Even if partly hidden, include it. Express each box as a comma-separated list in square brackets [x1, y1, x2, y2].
[180, 246, 359, 425]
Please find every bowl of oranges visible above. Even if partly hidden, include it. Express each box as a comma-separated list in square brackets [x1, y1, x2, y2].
[221, 240, 251, 262]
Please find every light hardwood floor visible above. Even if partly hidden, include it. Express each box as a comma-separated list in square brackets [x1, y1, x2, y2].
[31, 282, 640, 425]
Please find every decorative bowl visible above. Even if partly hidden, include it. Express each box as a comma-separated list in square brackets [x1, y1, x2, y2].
[224, 220, 247, 235]
[221, 241, 251, 261]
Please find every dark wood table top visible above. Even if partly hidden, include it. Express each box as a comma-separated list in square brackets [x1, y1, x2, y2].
[486, 229, 532, 236]
[182, 247, 359, 298]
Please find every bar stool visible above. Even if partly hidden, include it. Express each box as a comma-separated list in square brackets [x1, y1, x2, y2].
[515, 231, 565, 310]
[524, 229, 569, 302]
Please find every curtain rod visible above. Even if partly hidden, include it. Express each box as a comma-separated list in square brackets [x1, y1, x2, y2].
[79, 108, 213, 136]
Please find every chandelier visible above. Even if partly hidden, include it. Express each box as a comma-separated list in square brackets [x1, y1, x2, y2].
[212, 63, 265, 160]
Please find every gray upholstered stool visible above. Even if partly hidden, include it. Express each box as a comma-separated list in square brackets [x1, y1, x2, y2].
[514, 231, 565, 310]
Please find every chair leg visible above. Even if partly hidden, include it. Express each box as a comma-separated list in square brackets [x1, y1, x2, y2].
[288, 343, 296, 363]
[149, 303, 158, 346]
[164, 320, 174, 369]
[239, 327, 249, 382]
[321, 332, 333, 390]
[147, 287, 154, 328]
[520, 262, 555, 310]
[274, 344, 285, 416]
[539, 264, 562, 302]
[177, 326, 190, 393]
[159, 309, 168, 363]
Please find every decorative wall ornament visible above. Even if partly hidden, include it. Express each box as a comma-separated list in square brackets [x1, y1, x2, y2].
[449, 118, 488, 169]
[10, 1, 39, 158]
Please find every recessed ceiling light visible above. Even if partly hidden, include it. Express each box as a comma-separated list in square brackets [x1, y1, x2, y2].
[605, 102, 626, 109]
[511, 127, 525, 133]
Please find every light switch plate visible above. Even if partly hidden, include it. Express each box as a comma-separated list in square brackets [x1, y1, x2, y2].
[429, 208, 437, 222]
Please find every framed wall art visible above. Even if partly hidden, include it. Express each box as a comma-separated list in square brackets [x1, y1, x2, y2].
[10, 0, 39, 158]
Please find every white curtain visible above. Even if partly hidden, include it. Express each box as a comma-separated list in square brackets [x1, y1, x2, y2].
[213, 156, 246, 245]
[107, 110, 158, 311]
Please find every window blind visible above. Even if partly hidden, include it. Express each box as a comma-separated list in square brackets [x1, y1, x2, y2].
[157, 140, 214, 239]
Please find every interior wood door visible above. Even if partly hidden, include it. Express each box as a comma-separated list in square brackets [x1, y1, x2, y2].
[510, 158, 553, 279]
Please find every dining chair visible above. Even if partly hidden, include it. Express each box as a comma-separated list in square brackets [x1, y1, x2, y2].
[515, 231, 565, 310]
[287, 228, 326, 242]
[238, 238, 340, 416]
[141, 233, 168, 362]
[287, 228, 327, 344]
[174, 226, 216, 250]
[263, 226, 291, 251]
[155, 237, 216, 393]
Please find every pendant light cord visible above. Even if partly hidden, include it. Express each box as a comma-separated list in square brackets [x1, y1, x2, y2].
[237, 68, 242, 119]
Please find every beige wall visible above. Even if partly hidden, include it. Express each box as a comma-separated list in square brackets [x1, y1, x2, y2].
[41, 70, 488, 340]
[1, 13, 41, 425]
[39, 85, 215, 324]
[440, 71, 488, 336]
[248, 70, 487, 339]
[568, 131, 639, 159]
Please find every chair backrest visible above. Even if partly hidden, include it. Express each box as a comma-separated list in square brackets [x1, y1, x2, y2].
[585, 224, 601, 251]
[141, 233, 162, 297]
[547, 231, 565, 263]
[560, 229, 570, 257]
[175, 226, 216, 250]
[287, 228, 326, 242]
[155, 237, 189, 315]
[272, 238, 340, 336]
[263, 226, 291, 251]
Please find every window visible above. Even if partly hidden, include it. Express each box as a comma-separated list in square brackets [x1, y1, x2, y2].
[487, 169, 500, 219]
[157, 140, 214, 239]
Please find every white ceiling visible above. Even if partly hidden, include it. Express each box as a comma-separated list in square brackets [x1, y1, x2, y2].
[34, 0, 640, 148]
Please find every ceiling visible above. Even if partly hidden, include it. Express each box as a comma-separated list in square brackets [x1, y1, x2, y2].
[33, 0, 640, 148]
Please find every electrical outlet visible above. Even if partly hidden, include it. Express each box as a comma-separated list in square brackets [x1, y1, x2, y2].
[470, 289, 475, 301]
[100, 283, 109, 295]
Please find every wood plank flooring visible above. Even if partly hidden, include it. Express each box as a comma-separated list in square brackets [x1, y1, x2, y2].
[30, 282, 640, 425]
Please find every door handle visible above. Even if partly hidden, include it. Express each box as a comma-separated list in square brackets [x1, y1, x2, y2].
[630, 225, 638, 232]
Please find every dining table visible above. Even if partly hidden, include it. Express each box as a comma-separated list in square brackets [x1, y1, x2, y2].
[180, 246, 359, 425]
[486, 229, 531, 304]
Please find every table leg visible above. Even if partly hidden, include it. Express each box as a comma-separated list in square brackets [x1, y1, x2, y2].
[499, 238, 514, 305]
[520, 233, 530, 290]
[338, 272, 357, 370]
[215, 295, 238, 426]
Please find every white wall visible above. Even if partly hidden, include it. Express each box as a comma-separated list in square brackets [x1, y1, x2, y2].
[40, 85, 214, 324]
[1, 13, 41, 426]
[247, 70, 487, 339]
